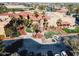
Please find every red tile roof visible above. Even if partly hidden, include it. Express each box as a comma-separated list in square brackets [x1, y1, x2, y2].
[0, 12, 50, 21]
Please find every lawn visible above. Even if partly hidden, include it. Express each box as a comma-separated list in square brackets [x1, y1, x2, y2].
[26, 28, 33, 33]
[44, 31, 60, 39]
[63, 27, 79, 33]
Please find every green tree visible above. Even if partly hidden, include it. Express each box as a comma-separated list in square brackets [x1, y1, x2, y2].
[38, 5, 46, 11]
[0, 5, 8, 13]
[75, 5, 79, 14]
[67, 4, 74, 15]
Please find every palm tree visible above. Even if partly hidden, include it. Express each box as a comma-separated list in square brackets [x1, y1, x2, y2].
[66, 4, 74, 15]
[75, 5, 79, 14]
[42, 11, 45, 16]
[34, 11, 39, 18]
[38, 5, 46, 11]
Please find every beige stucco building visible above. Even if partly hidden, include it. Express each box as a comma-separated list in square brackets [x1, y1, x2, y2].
[0, 16, 11, 38]
[47, 7, 75, 28]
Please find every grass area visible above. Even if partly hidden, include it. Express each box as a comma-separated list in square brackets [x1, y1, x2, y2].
[26, 28, 33, 33]
[63, 27, 79, 33]
[44, 31, 60, 39]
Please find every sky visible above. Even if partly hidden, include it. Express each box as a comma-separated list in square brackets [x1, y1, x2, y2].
[0, 0, 79, 3]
